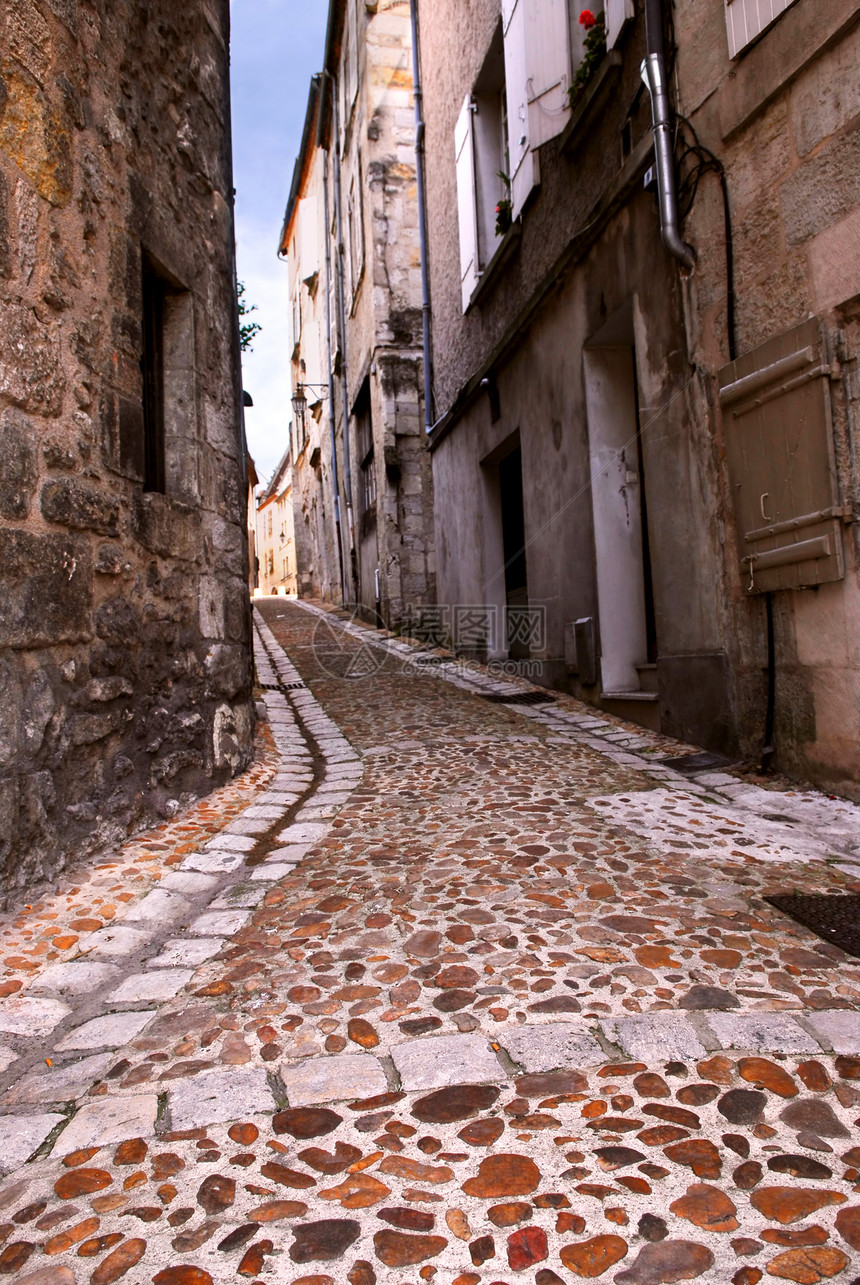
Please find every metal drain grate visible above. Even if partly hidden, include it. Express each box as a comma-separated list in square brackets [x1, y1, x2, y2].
[764, 893, 860, 959]
[259, 680, 305, 692]
[481, 691, 558, 706]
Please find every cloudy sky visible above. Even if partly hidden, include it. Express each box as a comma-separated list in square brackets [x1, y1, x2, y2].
[230, 0, 328, 486]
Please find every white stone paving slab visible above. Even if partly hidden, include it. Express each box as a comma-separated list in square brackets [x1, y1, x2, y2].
[803, 1009, 860, 1054]
[281, 1052, 388, 1106]
[278, 821, 330, 844]
[188, 909, 250, 936]
[250, 863, 296, 882]
[56, 1009, 156, 1052]
[111, 970, 195, 1003]
[5, 1053, 115, 1105]
[84, 925, 153, 959]
[499, 1022, 605, 1073]
[159, 871, 220, 896]
[392, 1034, 505, 1092]
[54, 1094, 159, 1153]
[225, 818, 271, 836]
[705, 1012, 819, 1053]
[148, 938, 224, 968]
[0, 1113, 65, 1174]
[180, 850, 245, 875]
[204, 833, 256, 852]
[0, 996, 71, 1038]
[266, 844, 312, 863]
[168, 1067, 275, 1128]
[123, 889, 191, 923]
[603, 1014, 709, 1063]
[210, 885, 266, 909]
[29, 961, 122, 996]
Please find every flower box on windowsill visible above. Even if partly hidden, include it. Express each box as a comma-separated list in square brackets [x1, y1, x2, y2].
[560, 50, 623, 156]
[467, 221, 523, 311]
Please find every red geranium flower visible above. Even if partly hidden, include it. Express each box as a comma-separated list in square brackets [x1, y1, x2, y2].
[579, 8, 596, 27]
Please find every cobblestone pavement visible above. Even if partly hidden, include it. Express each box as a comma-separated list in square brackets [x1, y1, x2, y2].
[0, 598, 858, 1285]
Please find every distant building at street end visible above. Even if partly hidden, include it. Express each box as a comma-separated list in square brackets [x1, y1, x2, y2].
[279, 0, 436, 627]
[414, 0, 860, 798]
[0, 0, 255, 905]
[256, 447, 298, 597]
[246, 451, 260, 594]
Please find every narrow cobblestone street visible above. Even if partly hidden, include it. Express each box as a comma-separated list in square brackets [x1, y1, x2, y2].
[0, 598, 858, 1285]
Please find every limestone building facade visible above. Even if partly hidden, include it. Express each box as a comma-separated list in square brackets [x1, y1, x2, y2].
[414, 0, 860, 798]
[0, 0, 255, 904]
[256, 446, 298, 597]
[279, 0, 435, 628]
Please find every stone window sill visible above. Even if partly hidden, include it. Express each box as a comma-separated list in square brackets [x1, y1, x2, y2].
[467, 222, 523, 311]
[560, 51, 623, 157]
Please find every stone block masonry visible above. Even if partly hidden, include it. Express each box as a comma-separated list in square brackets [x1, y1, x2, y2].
[0, 0, 254, 906]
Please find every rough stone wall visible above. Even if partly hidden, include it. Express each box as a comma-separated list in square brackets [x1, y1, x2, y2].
[676, 0, 860, 795]
[348, 0, 435, 628]
[0, 0, 255, 905]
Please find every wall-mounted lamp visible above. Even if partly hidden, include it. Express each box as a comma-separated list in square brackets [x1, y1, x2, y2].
[291, 383, 329, 419]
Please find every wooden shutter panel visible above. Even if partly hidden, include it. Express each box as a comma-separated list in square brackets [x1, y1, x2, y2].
[504, 0, 571, 217]
[503, 0, 538, 220]
[606, 0, 635, 50]
[523, 0, 571, 148]
[454, 94, 480, 312]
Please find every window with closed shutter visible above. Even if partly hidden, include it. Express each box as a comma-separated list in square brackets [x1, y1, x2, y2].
[724, 0, 800, 59]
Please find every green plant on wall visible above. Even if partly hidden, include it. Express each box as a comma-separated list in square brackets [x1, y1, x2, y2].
[237, 280, 262, 352]
[569, 9, 607, 106]
[495, 171, 512, 237]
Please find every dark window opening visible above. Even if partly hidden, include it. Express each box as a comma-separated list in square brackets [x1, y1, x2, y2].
[355, 380, 376, 526]
[141, 257, 167, 494]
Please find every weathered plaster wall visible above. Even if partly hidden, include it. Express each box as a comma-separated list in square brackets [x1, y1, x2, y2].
[0, 0, 254, 905]
[420, 0, 860, 794]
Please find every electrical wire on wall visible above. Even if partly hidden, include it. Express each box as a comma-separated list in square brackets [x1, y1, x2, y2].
[671, 111, 778, 770]
[674, 113, 736, 362]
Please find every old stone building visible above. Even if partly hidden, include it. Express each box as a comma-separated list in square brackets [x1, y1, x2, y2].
[255, 445, 298, 597]
[415, 0, 860, 797]
[0, 0, 255, 904]
[279, 0, 435, 627]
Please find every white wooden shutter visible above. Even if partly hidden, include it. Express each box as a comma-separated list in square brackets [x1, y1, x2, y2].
[454, 95, 480, 312]
[524, 0, 571, 148]
[502, 0, 537, 220]
[503, 0, 571, 217]
[724, 0, 798, 58]
[606, 0, 635, 50]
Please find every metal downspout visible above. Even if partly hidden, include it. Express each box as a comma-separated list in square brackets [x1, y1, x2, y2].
[641, 0, 695, 272]
[409, 0, 434, 436]
[317, 73, 348, 606]
[331, 90, 358, 606]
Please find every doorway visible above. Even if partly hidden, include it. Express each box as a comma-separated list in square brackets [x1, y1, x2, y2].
[499, 445, 530, 659]
[583, 319, 657, 693]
